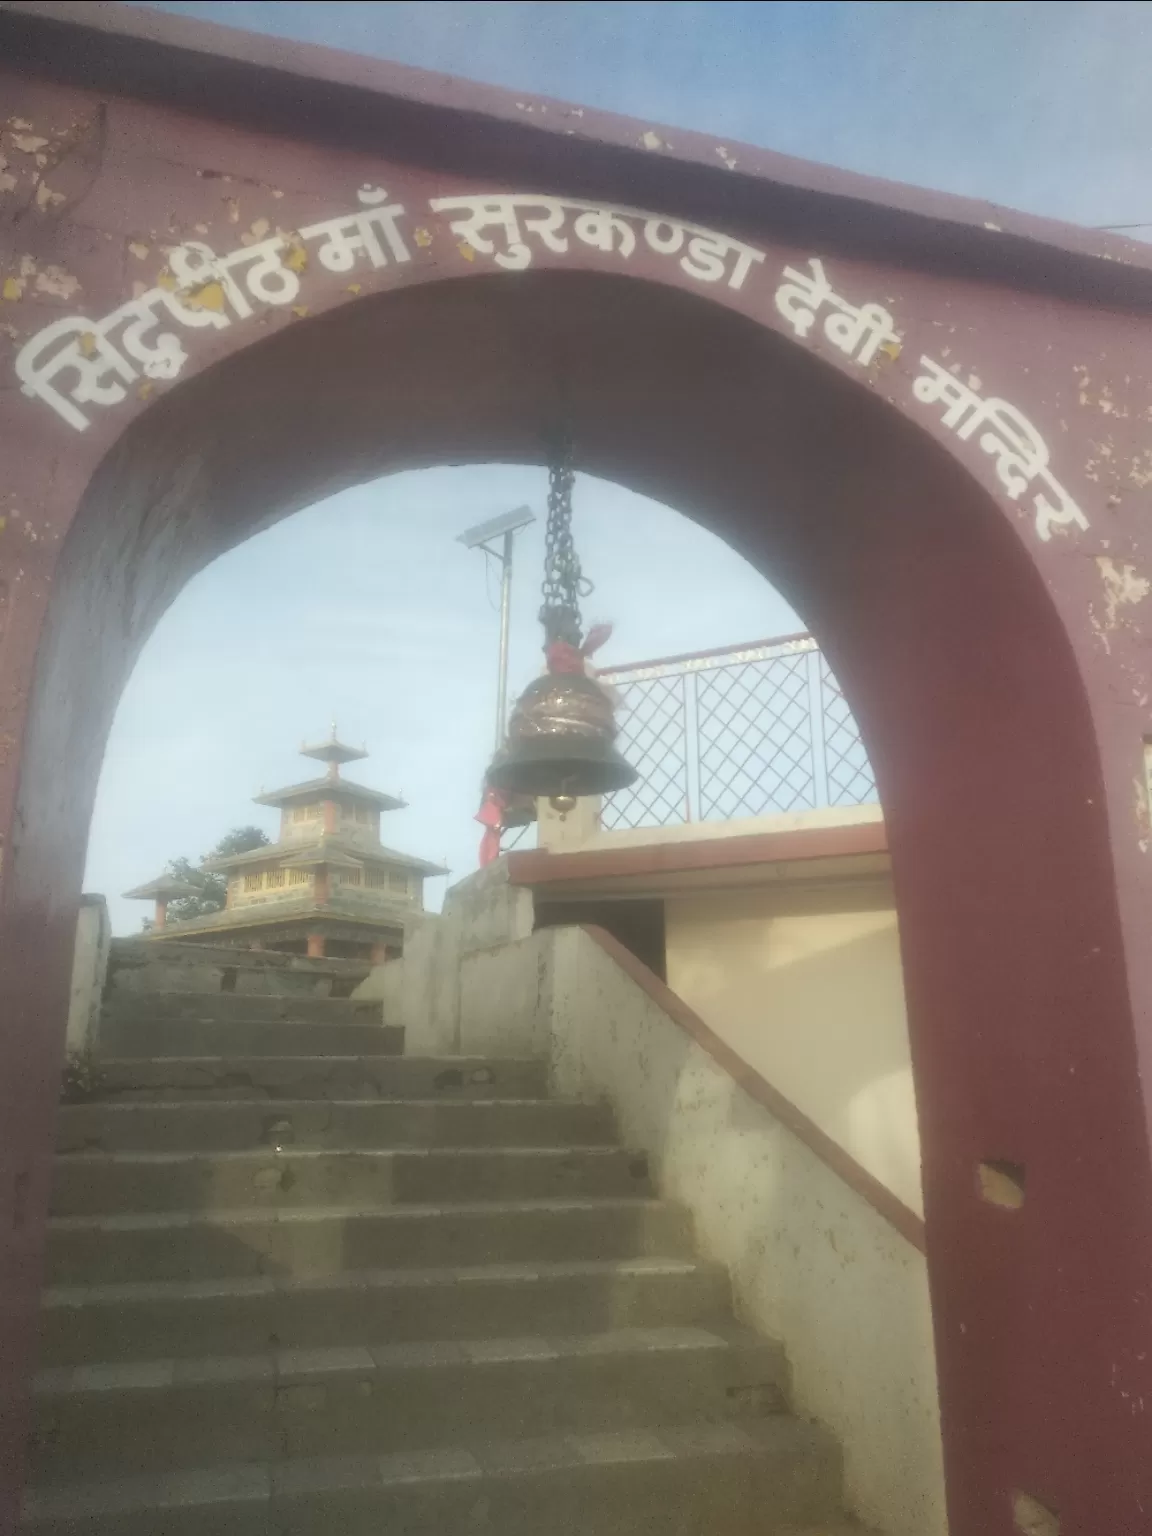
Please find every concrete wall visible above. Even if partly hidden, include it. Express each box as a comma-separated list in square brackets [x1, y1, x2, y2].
[104, 939, 373, 997]
[362, 846, 921, 1213]
[352, 851, 939, 1527]
[535, 799, 883, 853]
[664, 876, 921, 1214]
[550, 925, 944, 1536]
[530, 799, 920, 1213]
[457, 930, 554, 1058]
[352, 860, 536, 1054]
[379, 904, 944, 1536]
[65, 895, 112, 1057]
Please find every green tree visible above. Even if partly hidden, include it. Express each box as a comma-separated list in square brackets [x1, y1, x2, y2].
[161, 825, 271, 923]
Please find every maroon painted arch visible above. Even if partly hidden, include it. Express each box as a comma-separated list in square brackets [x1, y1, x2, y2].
[3, 6, 1152, 1533]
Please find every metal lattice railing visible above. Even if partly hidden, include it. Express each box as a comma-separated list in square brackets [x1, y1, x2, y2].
[597, 635, 876, 831]
[500, 821, 534, 852]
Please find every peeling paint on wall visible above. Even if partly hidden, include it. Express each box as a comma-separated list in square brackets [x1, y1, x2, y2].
[1012, 1490, 1060, 1535]
[33, 181, 64, 212]
[8, 133, 49, 156]
[1097, 556, 1150, 629]
[33, 265, 79, 300]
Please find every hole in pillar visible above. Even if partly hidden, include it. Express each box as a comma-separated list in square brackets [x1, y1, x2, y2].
[978, 1160, 1026, 1210]
[219, 966, 238, 993]
[1012, 1490, 1060, 1535]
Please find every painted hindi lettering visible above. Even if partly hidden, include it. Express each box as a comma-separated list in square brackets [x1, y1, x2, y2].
[14, 192, 415, 430]
[913, 356, 1088, 541]
[15, 317, 137, 432]
[774, 257, 899, 366]
[302, 193, 412, 273]
[429, 194, 764, 289]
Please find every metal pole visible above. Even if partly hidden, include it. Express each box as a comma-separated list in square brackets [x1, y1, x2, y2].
[494, 528, 514, 749]
[457, 506, 533, 752]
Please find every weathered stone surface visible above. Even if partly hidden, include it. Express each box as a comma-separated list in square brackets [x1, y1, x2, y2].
[29, 1326, 788, 1479]
[45, 1198, 695, 1286]
[106, 940, 371, 999]
[26, 952, 846, 1533]
[49, 1146, 650, 1217]
[92, 1055, 546, 1103]
[55, 1097, 617, 1155]
[37, 1257, 733, 1368]
[100, 1015, 403, 1059]
[24, 1419, 841, 1535]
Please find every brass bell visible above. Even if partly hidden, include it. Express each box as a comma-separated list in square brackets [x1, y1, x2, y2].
[488, 669, 638, 800]
[499, 791, 538, 828]
[485, 433, 638, 804]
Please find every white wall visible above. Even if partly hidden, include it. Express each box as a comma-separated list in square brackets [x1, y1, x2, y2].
[530, 795, 921, 1215]
[664, 877, 922, 1214]
[354, 863, 944, 1535]
[352, 859, 536, 1054]
[535, 799, 884, 852]
[66, 895, 112, 1057]
[548, 926, 945, 1536]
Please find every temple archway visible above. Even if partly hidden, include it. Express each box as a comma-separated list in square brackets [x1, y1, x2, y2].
[4, 9, 1152, 1532]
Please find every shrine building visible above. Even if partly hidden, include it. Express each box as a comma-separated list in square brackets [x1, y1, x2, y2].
[127, 733, 446, 960]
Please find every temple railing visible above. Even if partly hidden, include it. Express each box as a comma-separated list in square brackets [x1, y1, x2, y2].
[595, 633, 877, 831]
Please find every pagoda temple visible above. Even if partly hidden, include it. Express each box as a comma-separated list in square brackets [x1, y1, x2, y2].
[130, 732, 446, 960]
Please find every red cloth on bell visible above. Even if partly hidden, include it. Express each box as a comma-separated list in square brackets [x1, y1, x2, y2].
[475, 786, 507, 867]
[545, 622, 613, 676]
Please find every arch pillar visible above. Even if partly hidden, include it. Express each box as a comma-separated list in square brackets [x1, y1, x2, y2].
[2, 6, 1152, 1531]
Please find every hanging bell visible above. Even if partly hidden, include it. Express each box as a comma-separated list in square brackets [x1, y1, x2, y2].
[485, 434, 638, 804]
[487, 668, 638, 800]
[499, 790, 538, 828]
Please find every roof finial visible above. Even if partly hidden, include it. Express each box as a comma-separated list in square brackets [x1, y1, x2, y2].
[298, 729, 369, 781]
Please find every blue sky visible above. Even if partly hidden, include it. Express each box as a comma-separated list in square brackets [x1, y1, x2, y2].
[92, 1, 1152, 931]
[141, 0, 1152, 228]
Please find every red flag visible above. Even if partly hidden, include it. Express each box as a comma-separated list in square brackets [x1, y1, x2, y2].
[475, 785, 507, 867]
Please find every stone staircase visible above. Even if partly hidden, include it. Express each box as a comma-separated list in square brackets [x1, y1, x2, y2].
[24, 974, 864, 1534]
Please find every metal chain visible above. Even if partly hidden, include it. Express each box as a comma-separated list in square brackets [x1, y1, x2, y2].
[539, 434, 593, 647]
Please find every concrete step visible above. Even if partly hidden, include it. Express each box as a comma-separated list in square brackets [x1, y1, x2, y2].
[90, 1055, 548, 1102]
[21, 1418, 843, 1535]
[39, 1256, 732, 1367]
[104, 994, 386, 1024]
[55, 1098, 617, 1154]
[99, 1017, 404, 1059]
[105, 939, 371, 999]
[49, 1146, 652, 1216]
[29, 1325, 788, 1479]
[45, 1198, 695, 1286]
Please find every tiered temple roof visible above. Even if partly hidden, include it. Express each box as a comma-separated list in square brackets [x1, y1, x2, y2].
[126, 731, 446, 959]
